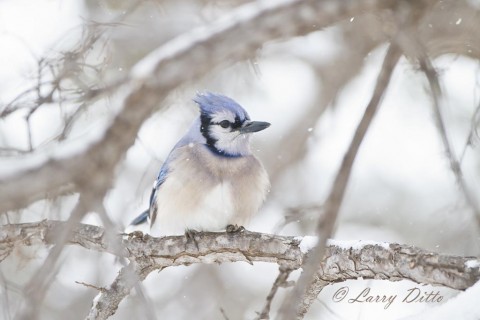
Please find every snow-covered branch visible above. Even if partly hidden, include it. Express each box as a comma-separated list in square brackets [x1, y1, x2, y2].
[1, 220, 479, 319]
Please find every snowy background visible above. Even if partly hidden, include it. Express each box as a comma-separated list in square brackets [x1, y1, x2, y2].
[1, 0, 479, 319]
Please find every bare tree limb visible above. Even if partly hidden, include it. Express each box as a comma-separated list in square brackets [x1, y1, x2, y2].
[276, 4, 451, 315]
[280, 5, 434, 317]
[277, 41, 402, 320]
[280, 3, 480, 316]
[418, 54, 480, 227]
[1, 221, 479, 319]
[86, 261, 154, 320]
[2, 221, 479, 291]
[393, 14, 480, 227]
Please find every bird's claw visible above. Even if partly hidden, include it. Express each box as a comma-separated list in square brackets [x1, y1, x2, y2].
[184, 229, 200, 250]
[226, 224, 245, 233]
[126, 230, 144, 240]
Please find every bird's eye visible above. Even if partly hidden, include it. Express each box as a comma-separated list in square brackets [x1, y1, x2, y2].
[219, 120, 230, 128]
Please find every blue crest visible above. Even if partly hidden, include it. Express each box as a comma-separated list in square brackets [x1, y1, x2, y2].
[193, 92, 250, 121]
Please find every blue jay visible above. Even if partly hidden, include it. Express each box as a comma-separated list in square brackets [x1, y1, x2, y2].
[130, 92, 270, 236]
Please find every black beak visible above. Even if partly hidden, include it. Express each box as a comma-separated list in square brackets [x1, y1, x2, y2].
[239, 121, 271, 133]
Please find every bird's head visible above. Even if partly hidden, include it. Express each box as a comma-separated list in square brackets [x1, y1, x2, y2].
[193, 92, 270, 157]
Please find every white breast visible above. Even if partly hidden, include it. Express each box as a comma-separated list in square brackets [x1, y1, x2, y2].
[149, 177, 236, 236]
[149, 144, 269, 236]
[193, 182, 235, 229]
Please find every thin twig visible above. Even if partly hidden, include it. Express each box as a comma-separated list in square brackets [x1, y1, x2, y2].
[388, 1, 480, 228]
[75, 281, 107, 293]
[220, 308, 230, 320]
[459, 101, 480, 163]
[277, 44, 402, 320]
[416, 50, 480, 228]
[257, 267, 292, 320]
[0, 147, 32, 156]
[274, 204, 323, 233]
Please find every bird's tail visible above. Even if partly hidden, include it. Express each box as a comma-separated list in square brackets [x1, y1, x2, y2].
[130, 209, 149, 225]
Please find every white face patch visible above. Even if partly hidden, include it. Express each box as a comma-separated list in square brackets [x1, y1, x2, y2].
[208, 124, 251, 156]
[205, 110, 252, 156]
[210, 110, 235, 124]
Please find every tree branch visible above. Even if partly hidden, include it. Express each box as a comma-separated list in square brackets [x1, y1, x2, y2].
[278, 41, 402, 320]
[418, 54, 480, 227]
[392, 9, 480, 227]
[1, 220, 479, 319]
[256, 267, 293, 320]
[86, 261, 154, 320]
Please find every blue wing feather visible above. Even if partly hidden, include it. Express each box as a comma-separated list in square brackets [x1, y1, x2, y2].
[130, 162, 169, 226]
[129, 115, 203, 227]
[149, 164, 168, 208]
[130, 209, 149, 225]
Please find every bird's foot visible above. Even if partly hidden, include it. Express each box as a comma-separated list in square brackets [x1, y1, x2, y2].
[125, 230, 144, 239]
[184, 229, 200, 250]
[226, 224, 245, 233]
